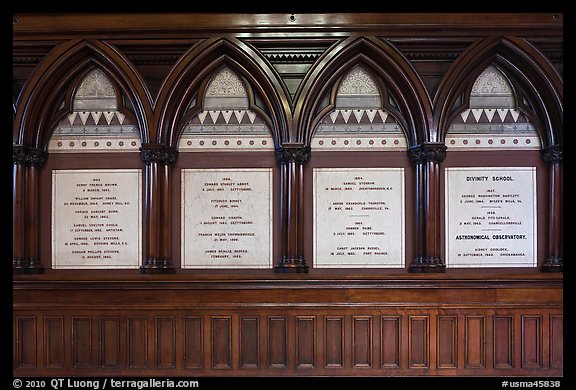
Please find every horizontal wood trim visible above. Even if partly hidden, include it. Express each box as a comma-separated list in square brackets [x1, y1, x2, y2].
[13, 13, 563, 37]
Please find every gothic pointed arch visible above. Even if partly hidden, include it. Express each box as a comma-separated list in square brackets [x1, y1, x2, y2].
[294, 36, 433, 147]
[155, 37, 291, 149]
[434, 36, 563, 148]
[13, 39, 153, 150]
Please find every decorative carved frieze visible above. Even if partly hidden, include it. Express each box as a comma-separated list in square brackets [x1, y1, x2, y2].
[541, 144, 562, 163]
[139, 144, 178, 166]
[408, 143, 447, 164]
[275, 144, 311, 165]
[12, 144, 48, 167]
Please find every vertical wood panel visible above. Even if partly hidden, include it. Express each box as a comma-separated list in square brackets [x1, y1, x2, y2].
[522, 316, 542, 368]
[240, 317, 259, 369]
[184, 317, 203, 369]
[155, 317, 176, 369]
[296, 316, 315, 368]
[16, 316, 37, 369]
[409, 316, 428, 368]
[493, 316, 513, 368]
[100, 317, 120, 369]
[437, 316, 457, 369]
[44, 316, 64, 368]
[381, 316, 401, 368]
[465, 316, 485, 368]
[324, 317, 343, 368]
[72, 317, 92, 369]
[212, 316, 231, 369]
[268, 317, 287, 368]
[128, 317, 147, 369]
[549, 316, 563, 369]
[353, 316, 371, 368]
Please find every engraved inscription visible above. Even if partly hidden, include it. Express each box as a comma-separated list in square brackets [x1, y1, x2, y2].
[313, 168, 405, 268]
[181, 169, 273, 268]
[445, 167, 537, 267]
[52, 169, 142, 269]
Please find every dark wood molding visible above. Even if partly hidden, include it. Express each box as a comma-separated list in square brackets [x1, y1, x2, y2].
[155, 37, 290, 148]
[295, 36, 431, 147]
[409, 143, 447, 273]
[275, 143, 311, 273]
[433, 35, 563, 147]
[12, 14, 563, 376]
[139, 143, 176, 274]
[13, 145, 48, 274]
[541, 144, 562, 273]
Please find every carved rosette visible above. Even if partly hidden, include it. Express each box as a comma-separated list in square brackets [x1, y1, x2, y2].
[13, 144, 48, 167]
[139, 144, 178, 166]
[274, 256, 309, 273]
[541, 144, 562, 163]
[408, 143, 447, 164]
[275, 144, 311, 165]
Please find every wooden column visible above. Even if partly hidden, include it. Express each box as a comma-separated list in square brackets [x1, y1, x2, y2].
[274, 143, 310, 273]
[541, 144, 563, 272]
[12, 145, 47, 274]
[409, 143, 446, 273]
[139, 143, 177, 273]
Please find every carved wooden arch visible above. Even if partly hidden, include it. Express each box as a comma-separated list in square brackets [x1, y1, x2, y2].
[294, 36, 433, 147]
[434, 35, 563, 147]
[155, 37, 291, 149]
[13, 39, 153, 150]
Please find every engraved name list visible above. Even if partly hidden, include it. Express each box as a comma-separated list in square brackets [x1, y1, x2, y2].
[445, 167, 537, 267]
[52, 169, 142, 269]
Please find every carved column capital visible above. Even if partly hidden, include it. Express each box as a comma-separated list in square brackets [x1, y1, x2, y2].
[139, 143, 178, 166]
[275, 143, 311, 165]
[408, 143, 447, 164]
[541, 144, 562, 163]
[13, 144, 48, 167]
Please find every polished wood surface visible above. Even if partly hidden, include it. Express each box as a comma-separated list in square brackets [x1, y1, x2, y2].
[13, 13, 563, 376]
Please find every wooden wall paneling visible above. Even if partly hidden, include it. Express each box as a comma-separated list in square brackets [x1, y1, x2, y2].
[128, 316, 148, 369]
[464, 315, 486, 369]
[71, 316, 92, 369]
[493, 315, 514, 369]
[44, 316, 65, 369]
[268, 316, 288, 369]
[296, 316, 315, 369]
[100, 316, 120, 369]
[380, 315, 401, 369]
[436, 315, 457, 369]
[324, 316, 344, 369]
[184, 316, 203, 369]
[521, 315, 543, 369]
[211, 316, 231, 369]
[549, 315, 563, 369]
[155, 316, 176, 369]
[15, 316, 37, 369]
[408, 315, 429, 369]
[352, 316, 372, 368]
[12, 13, 563, 378]
[239, 316, 259, 369]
